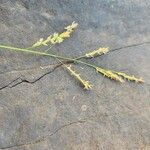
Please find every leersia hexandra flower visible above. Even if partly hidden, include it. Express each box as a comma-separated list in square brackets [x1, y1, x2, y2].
[96, 67, 124, 83]
[64, 21, 78, 32]
[32, 38, 44, 47]
[114, 72, 144, 83]
[66, 65, 92, 90]
[85, 47, 109, 58]
[31, 21, 78, 47]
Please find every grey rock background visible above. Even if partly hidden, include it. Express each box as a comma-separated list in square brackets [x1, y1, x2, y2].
[0, 0, 150, 149]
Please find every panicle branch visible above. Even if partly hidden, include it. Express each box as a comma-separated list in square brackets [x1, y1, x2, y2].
[85, 47, 109, 58]
[32, 21, 78, 47]
[66, 65, 92, 90]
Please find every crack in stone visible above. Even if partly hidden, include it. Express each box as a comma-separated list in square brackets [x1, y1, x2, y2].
[0, 63, 62, 91]
[0, 106, 149, 149]
[109, 41, 150, 54]
[0, 120, 86, 149]
[0, 77, 21, 90]
[0, 113, 128, 149]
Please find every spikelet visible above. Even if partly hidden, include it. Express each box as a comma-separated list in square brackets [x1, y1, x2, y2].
[51, 21, 78, 44]
[85, 47, 109, 58]
[32, 38, 44, 47]
[31, 21, 78, 47]
[50, 33, 64, 44]
[42, 35, 52, 46]
[66, 65, 92, 90]
[96, 67, 124, 83]
[64, 21, 78, 32]
[115, 72, 144, 83]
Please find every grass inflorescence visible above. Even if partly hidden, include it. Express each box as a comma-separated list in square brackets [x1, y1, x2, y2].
[65, 65, 92, 90]
[32, 21, 78, 47]
[85, 47, 109, 58]
[0, 22, 144, 90]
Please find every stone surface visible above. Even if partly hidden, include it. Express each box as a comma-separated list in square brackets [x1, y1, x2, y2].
[0, 0, 150, 150]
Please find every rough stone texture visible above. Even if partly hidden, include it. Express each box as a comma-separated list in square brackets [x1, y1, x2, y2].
[0, 0, 150, 150]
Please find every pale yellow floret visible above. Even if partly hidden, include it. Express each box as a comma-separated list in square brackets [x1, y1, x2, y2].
[85, 47, 109, 58]
[64, 21, 78, 32]
[31, 21, 78, 47]
[42, 35, 52, 46]
[96, 67, 124, 83]
[115, 72, 144, 83]
[32, 38, 44, 47]
[66, 65, 92, 90]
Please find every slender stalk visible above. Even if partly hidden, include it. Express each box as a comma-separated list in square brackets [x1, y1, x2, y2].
[75, 55, 86, 60]
[26, 46, 34, 49]
[0, 44, 97, 69]
[0, 45, 74, 61]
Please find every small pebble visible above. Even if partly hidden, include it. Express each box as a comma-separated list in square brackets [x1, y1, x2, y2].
[81, 105, 87, 111]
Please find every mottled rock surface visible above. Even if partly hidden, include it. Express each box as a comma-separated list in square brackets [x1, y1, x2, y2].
[0, 0, 150, 150]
